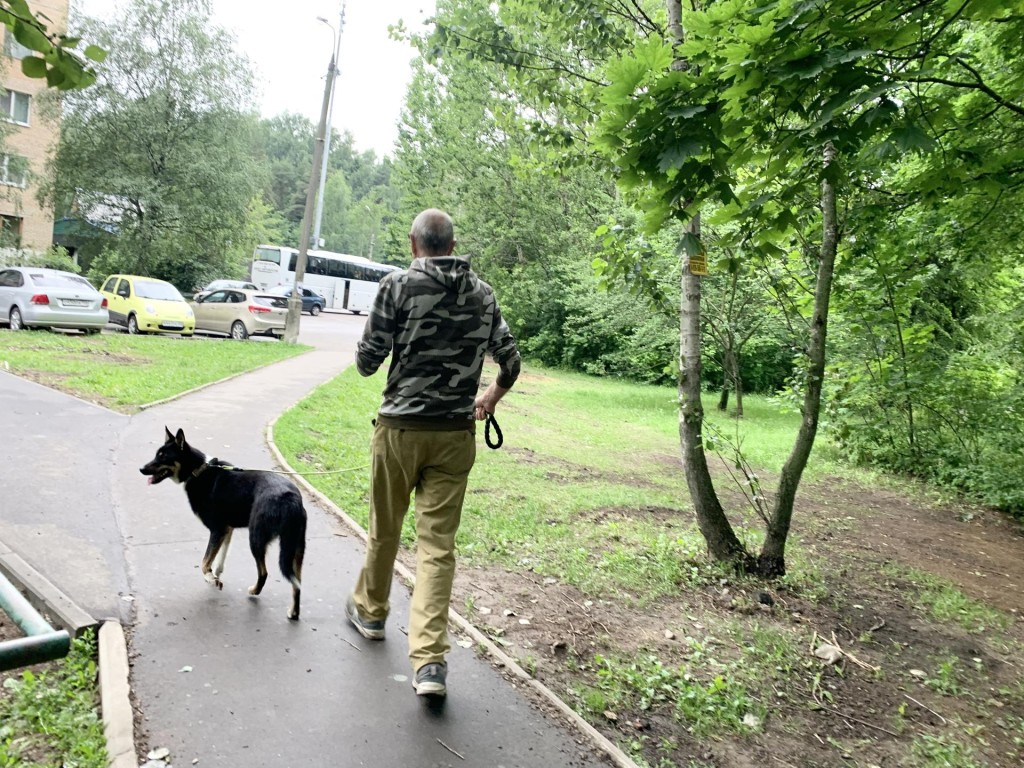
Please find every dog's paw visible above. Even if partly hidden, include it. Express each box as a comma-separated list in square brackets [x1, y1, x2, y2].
[204, 573, 223, 590]
[287, 609, 299, 621]
[248, 585, 260, 596]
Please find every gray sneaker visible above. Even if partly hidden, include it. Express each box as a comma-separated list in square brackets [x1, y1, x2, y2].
[345, 595, 385, 640]
[413, 662, 447, 697]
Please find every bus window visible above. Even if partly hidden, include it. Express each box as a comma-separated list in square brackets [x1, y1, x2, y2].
[308, 256, 326, 275]
[255, 246, 281, 264]
[289, 253, 298, 272]
[367, 265, 393, 282]
[328, 259, 346, 279]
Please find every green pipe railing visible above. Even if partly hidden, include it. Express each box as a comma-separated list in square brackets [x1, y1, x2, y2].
[0, 572, 70, 671]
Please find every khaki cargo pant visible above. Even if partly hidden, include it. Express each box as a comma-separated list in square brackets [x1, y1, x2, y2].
[352, 423, 476, 672]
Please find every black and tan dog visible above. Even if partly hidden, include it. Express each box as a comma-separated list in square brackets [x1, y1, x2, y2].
[140, 427, 307, 620]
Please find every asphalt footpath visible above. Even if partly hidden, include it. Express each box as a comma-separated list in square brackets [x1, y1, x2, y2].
[0, 315, 620, 768]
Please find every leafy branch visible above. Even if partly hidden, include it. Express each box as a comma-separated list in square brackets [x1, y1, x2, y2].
[0, 0, 106, 89]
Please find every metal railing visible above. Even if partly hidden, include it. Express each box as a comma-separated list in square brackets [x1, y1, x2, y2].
[0, 571, 70, 671]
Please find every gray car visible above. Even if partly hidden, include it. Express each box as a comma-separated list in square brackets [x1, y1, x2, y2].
[0, 267, 109, 334]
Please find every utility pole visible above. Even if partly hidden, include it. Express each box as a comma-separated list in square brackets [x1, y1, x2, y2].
[312, 3, 346, 251]
[283, 20, 339, 344]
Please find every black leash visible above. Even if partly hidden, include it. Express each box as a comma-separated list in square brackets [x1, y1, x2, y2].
[484, 412, 503, 450]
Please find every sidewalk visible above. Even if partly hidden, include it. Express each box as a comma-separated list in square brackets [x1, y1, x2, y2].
[1, 316, 619, 768]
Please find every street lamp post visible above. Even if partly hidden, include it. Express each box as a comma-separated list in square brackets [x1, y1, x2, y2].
[283, 19, 339, 344]
[312, 4, 345, 251]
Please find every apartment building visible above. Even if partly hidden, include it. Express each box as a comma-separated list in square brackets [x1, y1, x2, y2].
[0, 0, 67, 252]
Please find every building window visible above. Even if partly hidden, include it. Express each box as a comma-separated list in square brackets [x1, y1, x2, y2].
[3, 30, 33, 60]
[0, 215, 23, 248]
[0, 89, 30, 125]
[0, 154, 28, 188]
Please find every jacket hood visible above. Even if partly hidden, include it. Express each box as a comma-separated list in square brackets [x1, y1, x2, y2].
[410, 256, 479, 294]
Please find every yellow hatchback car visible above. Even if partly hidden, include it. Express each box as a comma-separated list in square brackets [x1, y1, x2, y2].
[100, 274, 195, 336]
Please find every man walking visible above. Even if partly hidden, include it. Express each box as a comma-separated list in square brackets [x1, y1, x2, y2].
[346, 208, 521, 698]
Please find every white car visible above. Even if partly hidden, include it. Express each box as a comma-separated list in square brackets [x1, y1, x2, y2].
[0, 267, 109, 334]
[190, 288, 288, 340]
[194, 279, 259, 301]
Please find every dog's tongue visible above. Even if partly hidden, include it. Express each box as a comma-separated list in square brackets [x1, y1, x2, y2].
[147, 476, 155, 485]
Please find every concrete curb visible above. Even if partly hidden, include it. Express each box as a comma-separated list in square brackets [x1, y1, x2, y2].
[0, 539, 136, 768]
[0, 547, 96, 638]
[99, 621, 137, 768]
[265, 419, 640, 768]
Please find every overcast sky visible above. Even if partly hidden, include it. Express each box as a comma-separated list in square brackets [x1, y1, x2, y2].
[75, 0, 437, 158]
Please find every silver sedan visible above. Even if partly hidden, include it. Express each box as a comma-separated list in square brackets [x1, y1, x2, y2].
[0, 267, 109, 333]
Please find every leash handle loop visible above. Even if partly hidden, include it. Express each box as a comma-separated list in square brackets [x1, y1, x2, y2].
[484, 412, 503, 450]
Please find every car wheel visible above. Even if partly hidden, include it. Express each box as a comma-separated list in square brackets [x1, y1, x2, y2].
[9, 306, 24, 330]
[127, 314, 141, 334]
[83, 328, 101, 335]
[230, 320, 249, 340]
[310, 304, 321, 317]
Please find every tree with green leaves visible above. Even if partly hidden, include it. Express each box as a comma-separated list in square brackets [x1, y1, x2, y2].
[414, 0, 1024, 573]
[254, 112, 396, 257]
[596, 0, 1024, 573]
[44, 0, 263, 290]
[1, 0, 104, 89]
[390, 51, 653, 374]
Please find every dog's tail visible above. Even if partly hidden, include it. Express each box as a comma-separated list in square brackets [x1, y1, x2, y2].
[278, 506, 307, 588]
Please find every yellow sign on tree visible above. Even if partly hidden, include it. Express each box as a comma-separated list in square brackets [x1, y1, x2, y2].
[688, 252, 708, 275]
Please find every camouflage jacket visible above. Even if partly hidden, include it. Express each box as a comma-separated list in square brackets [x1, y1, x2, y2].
[355, 256, 521, 424]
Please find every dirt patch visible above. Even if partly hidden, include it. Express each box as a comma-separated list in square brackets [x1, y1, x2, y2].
[450, 469, 1024, 767]
[505, 447, 664, 489]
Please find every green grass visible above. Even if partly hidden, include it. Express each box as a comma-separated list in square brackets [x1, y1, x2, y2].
[272, 362, 817, 602]
[884, 564, 1013, 634]
[572, 652, 764, 738]
[0, 632, 107, 768]
[910, 733, 986, 768]
[0, 331, 309, 411]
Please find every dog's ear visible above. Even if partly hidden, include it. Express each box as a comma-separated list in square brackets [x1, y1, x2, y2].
[175, 428, 187, 448]
[164, 426, 174, 444]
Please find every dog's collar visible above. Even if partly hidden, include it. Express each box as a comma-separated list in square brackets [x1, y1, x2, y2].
[188, 458, 240, 483]
[189, 458, 219, 482]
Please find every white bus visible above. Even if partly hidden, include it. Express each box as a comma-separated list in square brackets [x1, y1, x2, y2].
[250, 244, 399, 314]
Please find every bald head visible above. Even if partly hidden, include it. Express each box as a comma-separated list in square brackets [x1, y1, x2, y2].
[409, 208, 456, 258]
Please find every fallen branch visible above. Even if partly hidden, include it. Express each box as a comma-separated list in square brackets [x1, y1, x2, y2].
[810, 630, 881, 672]
[904, 694, 947, 724]
[813, 704, 900, 737]
[469, 581, 499, 596]
[437, 739, 466, 760]
[830, 631, 880, 672]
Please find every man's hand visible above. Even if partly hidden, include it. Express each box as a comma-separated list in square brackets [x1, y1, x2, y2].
[474, 381, 510, 420]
